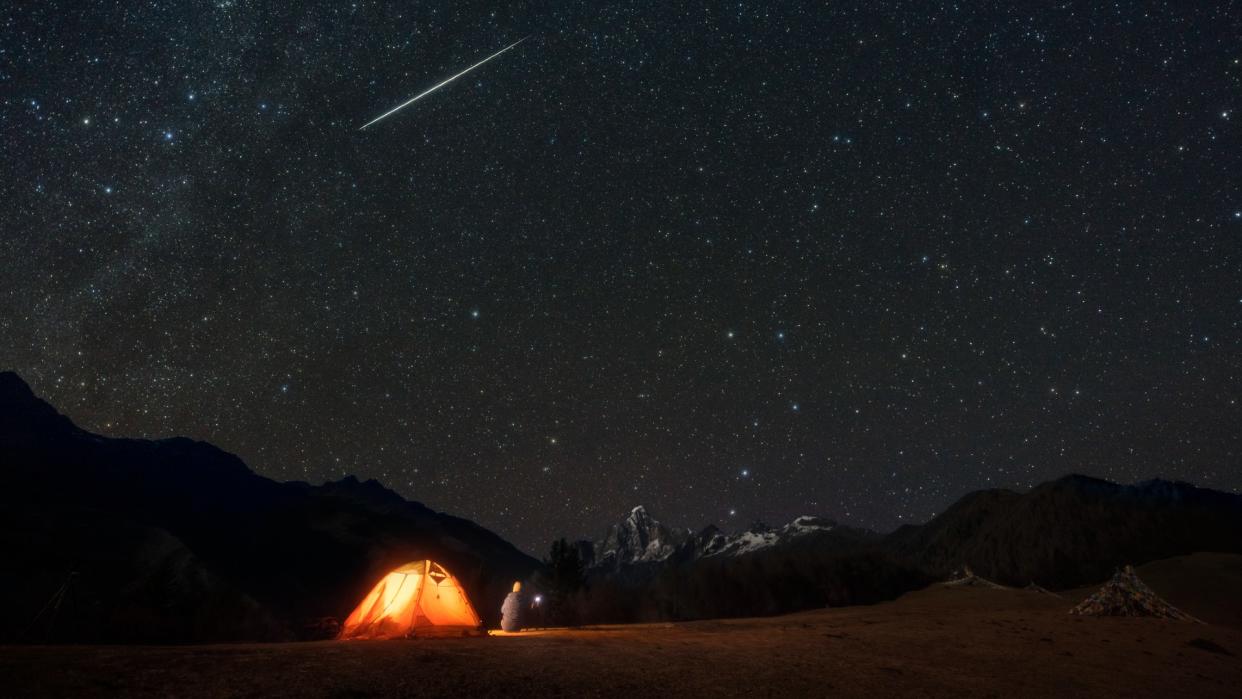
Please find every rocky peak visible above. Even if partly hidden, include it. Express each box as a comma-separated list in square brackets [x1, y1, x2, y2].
[593, 505, 691, 569]
[626, 504, 654, 523]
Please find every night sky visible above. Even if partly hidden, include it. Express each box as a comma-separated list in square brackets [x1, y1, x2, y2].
[2, 3, 1240, 554]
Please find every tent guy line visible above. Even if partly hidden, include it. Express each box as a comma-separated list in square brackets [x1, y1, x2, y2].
[359, 36, 530, 130]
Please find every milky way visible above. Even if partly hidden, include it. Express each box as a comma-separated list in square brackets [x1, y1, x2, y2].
[1, 3, 1239, 554]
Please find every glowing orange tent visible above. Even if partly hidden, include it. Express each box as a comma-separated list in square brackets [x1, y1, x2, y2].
[338, 560, 483, 639]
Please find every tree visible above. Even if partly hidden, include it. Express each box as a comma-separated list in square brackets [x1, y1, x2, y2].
[538, 538, 586, 625]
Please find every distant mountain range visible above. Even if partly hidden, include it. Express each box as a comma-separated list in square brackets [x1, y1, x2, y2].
[571, 506, 918, 622]
[577, 505, 855, 569]
[570, 475, 1242, 622]
[4, 370, 1241, 640]
[581, 479, 1242, 588]
[0, 372, 539, 643]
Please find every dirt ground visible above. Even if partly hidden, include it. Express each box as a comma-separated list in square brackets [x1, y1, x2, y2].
[3, 579, 1240, 698]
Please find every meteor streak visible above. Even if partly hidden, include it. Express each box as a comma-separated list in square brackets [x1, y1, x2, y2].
[359, 36, 529, 130]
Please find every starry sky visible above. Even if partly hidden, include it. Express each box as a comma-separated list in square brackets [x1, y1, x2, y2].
[2, 2, 1240, 555]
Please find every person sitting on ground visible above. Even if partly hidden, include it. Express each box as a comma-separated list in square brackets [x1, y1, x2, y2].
[501, 581, 524, 632]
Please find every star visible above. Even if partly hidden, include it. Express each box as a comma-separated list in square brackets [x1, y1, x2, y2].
[2, 2, 1236, 556]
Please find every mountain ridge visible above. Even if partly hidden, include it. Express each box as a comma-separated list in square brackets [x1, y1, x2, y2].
[884, 472, 1242, 587]
[0, 371, 540, 643]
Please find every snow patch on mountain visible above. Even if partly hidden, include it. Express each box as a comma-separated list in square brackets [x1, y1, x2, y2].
[715, 530, 779, 556]
[702, 516, 837, 557]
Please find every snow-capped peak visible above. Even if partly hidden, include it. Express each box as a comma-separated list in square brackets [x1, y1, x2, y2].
[787, 515, 835, 533]
[701, 515, 836, 558]
[591, 505, 692, 569]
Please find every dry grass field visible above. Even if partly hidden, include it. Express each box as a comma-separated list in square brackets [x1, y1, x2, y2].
[2, 554, 1239, 698]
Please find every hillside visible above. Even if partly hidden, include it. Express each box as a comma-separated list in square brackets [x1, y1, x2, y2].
[885, 475, 1242, 588]
[0, 372, 540, 643]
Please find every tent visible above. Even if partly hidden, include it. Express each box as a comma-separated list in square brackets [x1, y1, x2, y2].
[1069, 565, 1199, 621]
[338, 560, 483, 639]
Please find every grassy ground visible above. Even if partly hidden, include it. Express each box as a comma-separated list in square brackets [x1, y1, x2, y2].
[2, 555, 1240, 697]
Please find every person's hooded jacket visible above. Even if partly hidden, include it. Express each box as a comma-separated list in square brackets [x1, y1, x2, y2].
[501, 585, 524, 631]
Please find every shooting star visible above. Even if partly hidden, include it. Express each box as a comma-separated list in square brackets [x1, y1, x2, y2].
[359, 36, 529, 130]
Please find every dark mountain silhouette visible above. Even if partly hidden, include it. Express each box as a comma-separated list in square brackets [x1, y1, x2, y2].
[0, 372, 539, 643]
[884, 474, 1242, 588]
